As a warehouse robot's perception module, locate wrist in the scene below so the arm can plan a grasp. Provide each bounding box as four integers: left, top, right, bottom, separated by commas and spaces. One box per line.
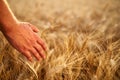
0, 18, 18, 34
0, 0, 18, 34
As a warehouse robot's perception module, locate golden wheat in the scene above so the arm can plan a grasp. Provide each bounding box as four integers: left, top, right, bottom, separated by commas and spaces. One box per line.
0, 0, 120, 80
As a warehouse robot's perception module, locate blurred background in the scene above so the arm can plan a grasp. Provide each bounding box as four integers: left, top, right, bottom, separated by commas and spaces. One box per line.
0, 0, 120, 80
7, 0, 120, 27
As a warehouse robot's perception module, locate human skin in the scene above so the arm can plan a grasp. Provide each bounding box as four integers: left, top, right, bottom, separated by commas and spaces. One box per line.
0, 0, 46, 62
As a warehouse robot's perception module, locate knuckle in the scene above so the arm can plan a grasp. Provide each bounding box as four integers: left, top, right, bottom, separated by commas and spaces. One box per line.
37, 46, 43, 53
27, 55, 32, 59
31, 48, 36, 53
38, 46, 42, 50
25, 45, 31, 50
20, 45, 27, 52
28, 57, 33, 61
38, 47, 43, 52
40, 40, 46, 46
29, 38, 35, 43
36, 53, 40, 58
22, 51, 32, 59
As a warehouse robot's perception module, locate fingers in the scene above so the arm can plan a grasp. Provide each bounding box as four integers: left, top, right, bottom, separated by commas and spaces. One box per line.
34, 33, 47, 51
20, 22, 46, 61
22, 46, 45, 62
28, 23, 39, 32
37, 38, 47, 51
34, 43, 46, 59
29, 47, 41, 61
28, 23, 47, 51
22, 51, 33, 62
23, 42, 46, 61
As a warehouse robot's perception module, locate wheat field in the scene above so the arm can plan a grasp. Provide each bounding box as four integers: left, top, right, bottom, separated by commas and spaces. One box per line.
0, 0, 120, 80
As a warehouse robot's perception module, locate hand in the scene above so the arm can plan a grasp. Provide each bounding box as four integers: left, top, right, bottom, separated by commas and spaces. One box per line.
3, 22, 46, 61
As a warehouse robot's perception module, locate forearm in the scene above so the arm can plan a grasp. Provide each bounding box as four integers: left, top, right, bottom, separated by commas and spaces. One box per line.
0, 0, 18, 32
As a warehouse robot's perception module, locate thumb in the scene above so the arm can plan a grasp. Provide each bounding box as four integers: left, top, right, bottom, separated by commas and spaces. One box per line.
29, 24, 39, 32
